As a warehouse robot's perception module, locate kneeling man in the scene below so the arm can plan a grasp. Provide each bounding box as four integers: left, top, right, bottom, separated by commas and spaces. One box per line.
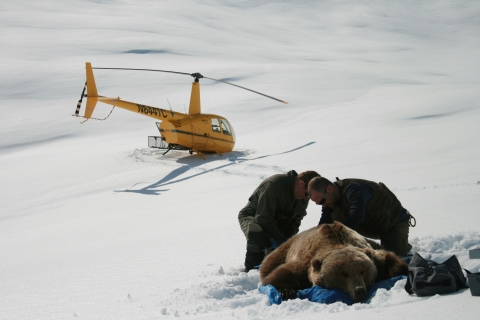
308, 177, 415, 256
239, 170, 320, 271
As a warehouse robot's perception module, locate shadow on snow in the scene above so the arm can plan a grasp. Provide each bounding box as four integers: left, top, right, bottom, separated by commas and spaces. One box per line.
115, 141, 316, 195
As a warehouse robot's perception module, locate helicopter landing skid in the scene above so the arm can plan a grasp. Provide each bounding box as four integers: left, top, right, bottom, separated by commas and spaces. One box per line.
148, 136, 195, 157
162, 147, 195, 157
194, 150, 206, 160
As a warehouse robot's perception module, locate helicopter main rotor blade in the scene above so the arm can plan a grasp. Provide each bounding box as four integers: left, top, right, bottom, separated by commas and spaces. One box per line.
203, 76, 288, 104
92, 67, 288, 104
92, 67, 191, 77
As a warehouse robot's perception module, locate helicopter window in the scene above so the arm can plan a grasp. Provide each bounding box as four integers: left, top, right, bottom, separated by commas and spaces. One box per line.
220, 119, 232, 136
211, 118, 221, 133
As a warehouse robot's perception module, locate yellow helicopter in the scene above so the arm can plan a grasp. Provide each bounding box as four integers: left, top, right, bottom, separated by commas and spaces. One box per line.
74, 62, 287, 159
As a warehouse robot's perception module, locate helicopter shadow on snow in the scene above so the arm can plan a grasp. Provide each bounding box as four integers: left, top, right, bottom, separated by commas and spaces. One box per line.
115, 141, 316, 195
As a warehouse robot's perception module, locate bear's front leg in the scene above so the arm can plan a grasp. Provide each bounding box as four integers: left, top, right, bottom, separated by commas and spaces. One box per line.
259, 240, 292, 280
260, 261, 311, 295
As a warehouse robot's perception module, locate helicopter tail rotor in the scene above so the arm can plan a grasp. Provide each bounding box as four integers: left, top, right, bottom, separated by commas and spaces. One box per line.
74, 82, 87, 117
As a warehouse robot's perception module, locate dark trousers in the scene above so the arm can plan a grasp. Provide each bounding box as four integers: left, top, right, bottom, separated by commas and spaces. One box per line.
331, 207, 414, 256
239, 217, 273, 253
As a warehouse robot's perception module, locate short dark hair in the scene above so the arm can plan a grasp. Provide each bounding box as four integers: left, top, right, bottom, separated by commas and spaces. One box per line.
308, 177, 332, 192
298, 171, 321, 186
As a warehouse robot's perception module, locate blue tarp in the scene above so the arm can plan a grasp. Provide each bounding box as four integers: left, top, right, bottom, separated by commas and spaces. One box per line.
258, 276, 406, 305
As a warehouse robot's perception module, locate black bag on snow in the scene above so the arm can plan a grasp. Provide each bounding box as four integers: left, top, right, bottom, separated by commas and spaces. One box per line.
405, 252, 468, 297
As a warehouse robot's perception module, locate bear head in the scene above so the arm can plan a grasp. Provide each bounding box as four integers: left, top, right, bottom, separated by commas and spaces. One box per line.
308, 245, 377, 302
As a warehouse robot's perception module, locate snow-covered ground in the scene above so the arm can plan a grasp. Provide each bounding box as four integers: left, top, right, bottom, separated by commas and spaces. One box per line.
1, 0, 480, 319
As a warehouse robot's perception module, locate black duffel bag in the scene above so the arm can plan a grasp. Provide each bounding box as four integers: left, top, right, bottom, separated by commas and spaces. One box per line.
405, 252, 468, 297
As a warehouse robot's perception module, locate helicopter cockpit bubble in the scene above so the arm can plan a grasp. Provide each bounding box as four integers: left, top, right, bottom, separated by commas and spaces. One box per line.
220, 119, 233, 137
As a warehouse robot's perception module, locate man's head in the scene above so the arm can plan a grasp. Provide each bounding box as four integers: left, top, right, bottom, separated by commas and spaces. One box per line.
308, 177, 337, 208
294, 171, 321, 200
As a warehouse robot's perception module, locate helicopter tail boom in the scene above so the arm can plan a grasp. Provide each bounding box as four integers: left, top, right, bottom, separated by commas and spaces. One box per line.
80, 62, 190, 121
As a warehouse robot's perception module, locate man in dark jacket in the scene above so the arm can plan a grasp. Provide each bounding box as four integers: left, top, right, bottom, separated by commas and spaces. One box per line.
307, 177, 416, 256
239, 170, 320, 271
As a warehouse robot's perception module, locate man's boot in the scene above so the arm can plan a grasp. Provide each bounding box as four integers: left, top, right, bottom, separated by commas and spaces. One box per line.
244, 250, 265, 272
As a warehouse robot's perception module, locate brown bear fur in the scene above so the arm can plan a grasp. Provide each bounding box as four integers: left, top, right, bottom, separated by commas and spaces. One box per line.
259, 221, 408, 302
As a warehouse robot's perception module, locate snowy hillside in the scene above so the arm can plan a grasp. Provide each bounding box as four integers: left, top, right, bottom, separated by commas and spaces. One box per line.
1, 1, 480, 319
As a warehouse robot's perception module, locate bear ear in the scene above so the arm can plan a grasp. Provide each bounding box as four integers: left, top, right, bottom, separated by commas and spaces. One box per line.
318, 223, 330, 234
320, 221, 342, 239
331, 221, 343, 234
331, 221, 349, 242
371, 250, 408, 282
311, 250, 333, 272
361, 247, 375, 260
311, 258, 322, 272
383, 251, 408, 278
333, 221, 351, 236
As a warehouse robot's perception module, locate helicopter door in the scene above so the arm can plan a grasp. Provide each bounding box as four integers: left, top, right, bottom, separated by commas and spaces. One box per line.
211, 118, 221, 134
207, 117, 223, 147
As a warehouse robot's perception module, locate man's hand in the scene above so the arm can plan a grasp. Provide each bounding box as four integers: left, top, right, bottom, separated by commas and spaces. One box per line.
270, 238, 279, 249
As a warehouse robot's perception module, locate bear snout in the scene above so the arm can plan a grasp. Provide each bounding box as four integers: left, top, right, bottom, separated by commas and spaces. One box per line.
354, 286, 367, 301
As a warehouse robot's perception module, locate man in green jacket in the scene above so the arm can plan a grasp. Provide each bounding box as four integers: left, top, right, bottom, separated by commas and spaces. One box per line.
239, 170, 320, 271
307, 177, 416, 256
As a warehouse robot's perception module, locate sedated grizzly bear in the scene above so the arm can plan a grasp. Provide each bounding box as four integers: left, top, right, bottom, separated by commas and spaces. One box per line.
259, 221, 408, 302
